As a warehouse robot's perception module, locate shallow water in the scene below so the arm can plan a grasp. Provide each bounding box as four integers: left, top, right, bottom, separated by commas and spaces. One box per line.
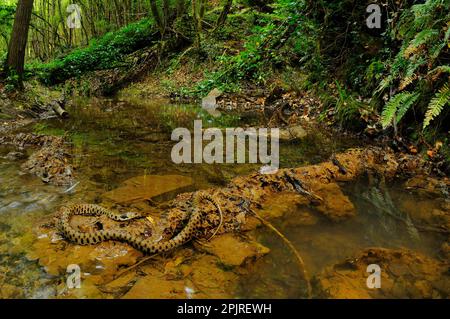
237, 179, 446, 298
0, 97, 446, 298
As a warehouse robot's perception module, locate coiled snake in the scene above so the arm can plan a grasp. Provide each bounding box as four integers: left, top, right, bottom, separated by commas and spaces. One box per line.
58, 193, 221, 254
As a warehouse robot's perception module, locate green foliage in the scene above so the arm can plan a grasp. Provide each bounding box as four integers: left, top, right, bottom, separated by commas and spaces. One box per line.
191, 0, 306, 95
381, 92, 420, 129
4, 69, 20, 92
335, 81, 365, 129
0, 4, 15, 52
31, 19, 155, 84
423, 83, 450, 129
378, 0, 449, 130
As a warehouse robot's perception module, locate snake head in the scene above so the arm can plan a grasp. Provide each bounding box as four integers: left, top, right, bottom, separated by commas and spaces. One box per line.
117, 212, 141, 221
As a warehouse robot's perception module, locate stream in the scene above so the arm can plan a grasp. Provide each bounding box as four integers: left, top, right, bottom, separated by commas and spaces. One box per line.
0, 97, 447, 298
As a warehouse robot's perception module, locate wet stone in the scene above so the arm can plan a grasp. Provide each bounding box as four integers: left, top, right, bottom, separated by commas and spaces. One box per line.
194, 233, 270, 267
313, 182, 356, 222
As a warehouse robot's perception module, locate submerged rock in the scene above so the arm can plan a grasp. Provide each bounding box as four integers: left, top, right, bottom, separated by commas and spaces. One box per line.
313, 182, 356, 222
4, 151, 26, 161
189, 255, 239, 298
20, 135, 75, 186
123, 273, 186, 299
123, 251, 241, 299
194, 233, 270, 267
103, 174, 193, 204
279, 125, 308, 141
313, 248, 449, 299
404, 175, 449, 197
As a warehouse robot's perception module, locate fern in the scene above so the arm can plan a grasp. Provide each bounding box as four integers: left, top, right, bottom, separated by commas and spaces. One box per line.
429, 25, 450, 60
381, 92, 420, 128
429, 65, 450, 75
396, 93, 420, 123
399, 56, 426, 89
404, 29, 439, 57
377, 0, 449, 130
423, 83, 450, 129
411, 0, 442, 28
428, 65, 450, 80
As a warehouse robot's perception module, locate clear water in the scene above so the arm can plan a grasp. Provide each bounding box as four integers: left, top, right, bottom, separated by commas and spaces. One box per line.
237, 179, 446, 298
0, 97, 446, 298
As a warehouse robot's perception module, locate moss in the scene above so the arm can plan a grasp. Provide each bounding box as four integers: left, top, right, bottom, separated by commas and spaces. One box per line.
33, 123, 65, 136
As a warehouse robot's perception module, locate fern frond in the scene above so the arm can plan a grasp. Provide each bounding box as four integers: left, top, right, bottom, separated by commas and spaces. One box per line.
404, 29, 439, 57
429, 24, 450, 60
396, 93, 420, 123
381, 92, 420, 128
429, 65, 450, 75
399, 76, 417, 90
428, 65, 450, 80
375, 76, 393, 95
399, 57, 426, 89
411, 29, 439, 47
411, 0, 441, 28
423, 83, 450, 129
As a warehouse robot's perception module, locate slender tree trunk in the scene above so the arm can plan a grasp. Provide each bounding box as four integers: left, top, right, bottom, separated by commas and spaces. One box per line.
149, 0, 164, 35
176, 0, 186, 18
162, 0, 170, 30
192, 0, 206, 49
6, 0, 34, 89
216, 0, 233, 30
192, 0, 200, 49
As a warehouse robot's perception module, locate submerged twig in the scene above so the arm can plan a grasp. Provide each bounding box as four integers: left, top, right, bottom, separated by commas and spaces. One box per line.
251, 210, 312, 298
104, 253, 160, 285
64, 181, 80, 193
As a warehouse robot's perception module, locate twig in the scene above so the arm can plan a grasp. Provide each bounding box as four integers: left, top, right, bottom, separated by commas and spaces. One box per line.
206, 195, 224, 241
104, 253, 160, 285
251, 210, 312, 298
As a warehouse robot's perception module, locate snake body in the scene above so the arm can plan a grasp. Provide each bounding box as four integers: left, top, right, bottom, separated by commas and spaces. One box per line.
58, 193, 218, 254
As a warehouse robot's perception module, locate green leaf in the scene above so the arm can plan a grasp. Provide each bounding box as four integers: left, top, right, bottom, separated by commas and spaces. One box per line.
381, 92, 420, 128
423, 83, 450, 129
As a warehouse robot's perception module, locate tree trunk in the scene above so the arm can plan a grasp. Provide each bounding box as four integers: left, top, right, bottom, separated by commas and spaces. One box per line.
176, 0, 185, 18
149, 0, 164, 35
6, 0, 34, 89
216, 0, 233, 30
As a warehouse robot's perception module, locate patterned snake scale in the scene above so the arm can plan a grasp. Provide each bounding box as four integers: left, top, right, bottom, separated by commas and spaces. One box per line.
58, 193, 219, 254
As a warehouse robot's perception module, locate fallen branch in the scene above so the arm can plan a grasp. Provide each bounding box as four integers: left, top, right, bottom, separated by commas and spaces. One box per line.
49, 100, 69, 118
